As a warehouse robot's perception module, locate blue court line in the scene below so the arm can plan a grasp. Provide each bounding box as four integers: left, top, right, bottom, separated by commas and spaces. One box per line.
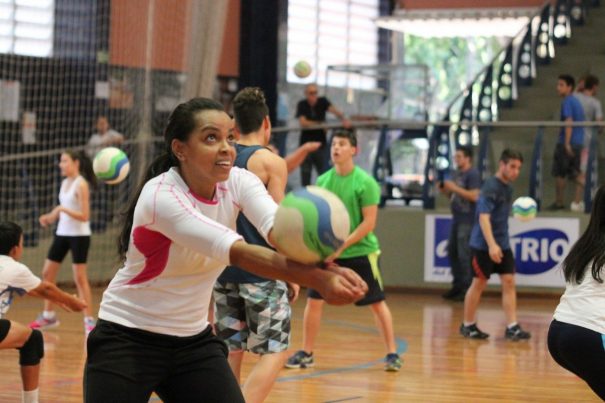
276, 319, 407, 383
323, 397, 363, 403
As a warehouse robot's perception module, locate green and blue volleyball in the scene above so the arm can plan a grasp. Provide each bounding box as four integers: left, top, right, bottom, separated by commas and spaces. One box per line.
93, 147, 130, 185
512, 196, 537, 222
293, 60, 312, 78
272, 186, 350, 264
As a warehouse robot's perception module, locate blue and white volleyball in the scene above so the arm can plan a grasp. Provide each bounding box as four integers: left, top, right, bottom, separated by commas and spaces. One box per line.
272, 186, 350, 264
93, 147, 130, 185
512, 196, 537, 222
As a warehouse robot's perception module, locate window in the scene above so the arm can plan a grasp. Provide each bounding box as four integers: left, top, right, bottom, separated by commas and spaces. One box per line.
0, 0, 54, 57
287, 0, 379, 88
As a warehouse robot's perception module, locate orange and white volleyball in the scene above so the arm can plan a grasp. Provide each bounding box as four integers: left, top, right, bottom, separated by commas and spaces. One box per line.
293, 60, 312, 78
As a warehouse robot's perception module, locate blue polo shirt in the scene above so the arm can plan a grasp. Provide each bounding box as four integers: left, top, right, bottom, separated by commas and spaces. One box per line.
558, 95, 585, 145
469, 176, 513, 251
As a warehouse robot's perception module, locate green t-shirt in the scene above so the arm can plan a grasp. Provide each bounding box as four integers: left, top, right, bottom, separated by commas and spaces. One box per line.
316, 166, 380, 258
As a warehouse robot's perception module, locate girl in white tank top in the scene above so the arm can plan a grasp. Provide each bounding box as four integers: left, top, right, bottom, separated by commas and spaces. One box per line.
56, 175, 91, 236
31, 150, 98, 335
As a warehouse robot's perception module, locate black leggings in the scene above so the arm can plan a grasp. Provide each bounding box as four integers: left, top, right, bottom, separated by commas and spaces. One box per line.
84, 320, 244, 403
547, 319, 605, 400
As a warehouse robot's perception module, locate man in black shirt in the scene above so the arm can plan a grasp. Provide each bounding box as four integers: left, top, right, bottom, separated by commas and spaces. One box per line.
296, 84, 350, 186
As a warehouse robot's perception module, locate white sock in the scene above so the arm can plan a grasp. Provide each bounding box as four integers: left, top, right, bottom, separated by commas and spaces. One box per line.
463, 322, 475, 327
42, 311, 55, 320
507, 322, 518, 329
22, 388, 39, 403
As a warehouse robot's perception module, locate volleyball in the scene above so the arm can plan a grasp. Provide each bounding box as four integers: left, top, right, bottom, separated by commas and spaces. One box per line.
293, 60, 312, 78
93, 147, 130, 185
272, 186, 350, 265
512, 196, 537, 222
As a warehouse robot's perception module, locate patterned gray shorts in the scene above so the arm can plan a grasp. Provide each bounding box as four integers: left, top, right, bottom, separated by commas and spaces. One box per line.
213, 280, 291, 354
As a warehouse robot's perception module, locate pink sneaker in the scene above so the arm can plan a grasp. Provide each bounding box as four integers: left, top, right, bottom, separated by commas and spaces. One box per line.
29, 314, 60, 330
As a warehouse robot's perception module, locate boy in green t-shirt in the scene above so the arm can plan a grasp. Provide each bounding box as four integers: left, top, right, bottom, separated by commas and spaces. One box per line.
285, 130, 402, 371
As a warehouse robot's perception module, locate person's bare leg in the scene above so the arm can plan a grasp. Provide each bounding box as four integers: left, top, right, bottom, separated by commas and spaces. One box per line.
500, 274, 517, 325
302, 298, 324, 354
463, 277, 487, 324
369, 301, 397, 353
0, 322, 40, 392
41, 259, 61, 312
242, 351, 287, 403
227, 350, 244, 383
574, 173, 585, 204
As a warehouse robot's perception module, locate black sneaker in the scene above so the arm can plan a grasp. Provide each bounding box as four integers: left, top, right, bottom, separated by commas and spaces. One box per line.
546, 202, 565, 211
459, 323, 490, 339
505, 324, 531, 341
384, 353, 402, 372
450, 291, 466, 302
285, 350, 314, 369
442, 288, 458, 299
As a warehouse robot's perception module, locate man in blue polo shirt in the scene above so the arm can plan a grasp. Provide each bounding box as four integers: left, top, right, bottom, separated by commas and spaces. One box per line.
460, 149, 531, 341
549, 74, 586, 211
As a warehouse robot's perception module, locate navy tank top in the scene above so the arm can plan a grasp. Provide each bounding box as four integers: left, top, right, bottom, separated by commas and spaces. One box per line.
218, 144, 272, 283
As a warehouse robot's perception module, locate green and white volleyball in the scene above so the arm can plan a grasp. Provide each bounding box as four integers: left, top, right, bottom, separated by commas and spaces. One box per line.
272, 186, 350, 265
293, 60, 312, 78
93, 147, 130, 185
512, 196, 537, 222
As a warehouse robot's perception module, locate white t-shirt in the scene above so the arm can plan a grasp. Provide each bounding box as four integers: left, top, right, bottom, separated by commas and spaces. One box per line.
0, 255, 41, 319
99, 167, 277, 336
56, 176, 91, 236
553, 268, 605, 335
86, 129, 124, 158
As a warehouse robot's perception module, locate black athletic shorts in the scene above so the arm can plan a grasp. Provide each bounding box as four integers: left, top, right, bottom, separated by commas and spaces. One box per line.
0, 319, 10, 342
471, 248, 515, 280
307, 252, 385, 306
47, 235, 90, 264
84, 320, 244, 403
552, 143, 583, 179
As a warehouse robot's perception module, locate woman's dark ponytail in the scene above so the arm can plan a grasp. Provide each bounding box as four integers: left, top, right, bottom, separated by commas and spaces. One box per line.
117, 152, 177, 260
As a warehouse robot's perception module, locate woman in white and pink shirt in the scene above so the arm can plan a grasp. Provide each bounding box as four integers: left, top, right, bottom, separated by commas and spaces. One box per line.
84, 97, 367, 403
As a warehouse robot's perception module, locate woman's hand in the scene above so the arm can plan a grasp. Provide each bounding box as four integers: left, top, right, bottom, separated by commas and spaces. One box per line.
315, 264, 367, 305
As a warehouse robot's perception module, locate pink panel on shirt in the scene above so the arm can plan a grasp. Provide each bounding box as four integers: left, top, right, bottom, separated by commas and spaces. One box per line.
127, 226, 171, 285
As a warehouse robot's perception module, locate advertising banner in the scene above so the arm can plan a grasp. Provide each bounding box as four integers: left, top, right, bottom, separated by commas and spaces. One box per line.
424, 215, 579, 287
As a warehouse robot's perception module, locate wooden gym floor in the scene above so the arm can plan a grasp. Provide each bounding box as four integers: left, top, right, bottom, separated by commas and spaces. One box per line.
0, 288, 599, 402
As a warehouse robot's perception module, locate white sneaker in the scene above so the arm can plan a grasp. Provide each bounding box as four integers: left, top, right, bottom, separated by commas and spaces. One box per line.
570, 201, 585, 212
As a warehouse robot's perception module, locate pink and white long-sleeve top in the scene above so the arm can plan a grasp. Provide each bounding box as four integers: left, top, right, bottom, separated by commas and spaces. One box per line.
99, 167, 276, 336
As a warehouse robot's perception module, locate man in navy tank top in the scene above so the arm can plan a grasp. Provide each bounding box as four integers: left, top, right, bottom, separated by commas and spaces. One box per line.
213, 87, 297, 403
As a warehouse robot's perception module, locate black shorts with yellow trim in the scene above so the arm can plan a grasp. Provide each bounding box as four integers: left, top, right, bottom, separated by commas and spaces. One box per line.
307, 251, 385, 306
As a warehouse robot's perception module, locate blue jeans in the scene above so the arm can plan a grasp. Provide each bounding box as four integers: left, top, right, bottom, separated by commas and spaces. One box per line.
447, 220, 473, 292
